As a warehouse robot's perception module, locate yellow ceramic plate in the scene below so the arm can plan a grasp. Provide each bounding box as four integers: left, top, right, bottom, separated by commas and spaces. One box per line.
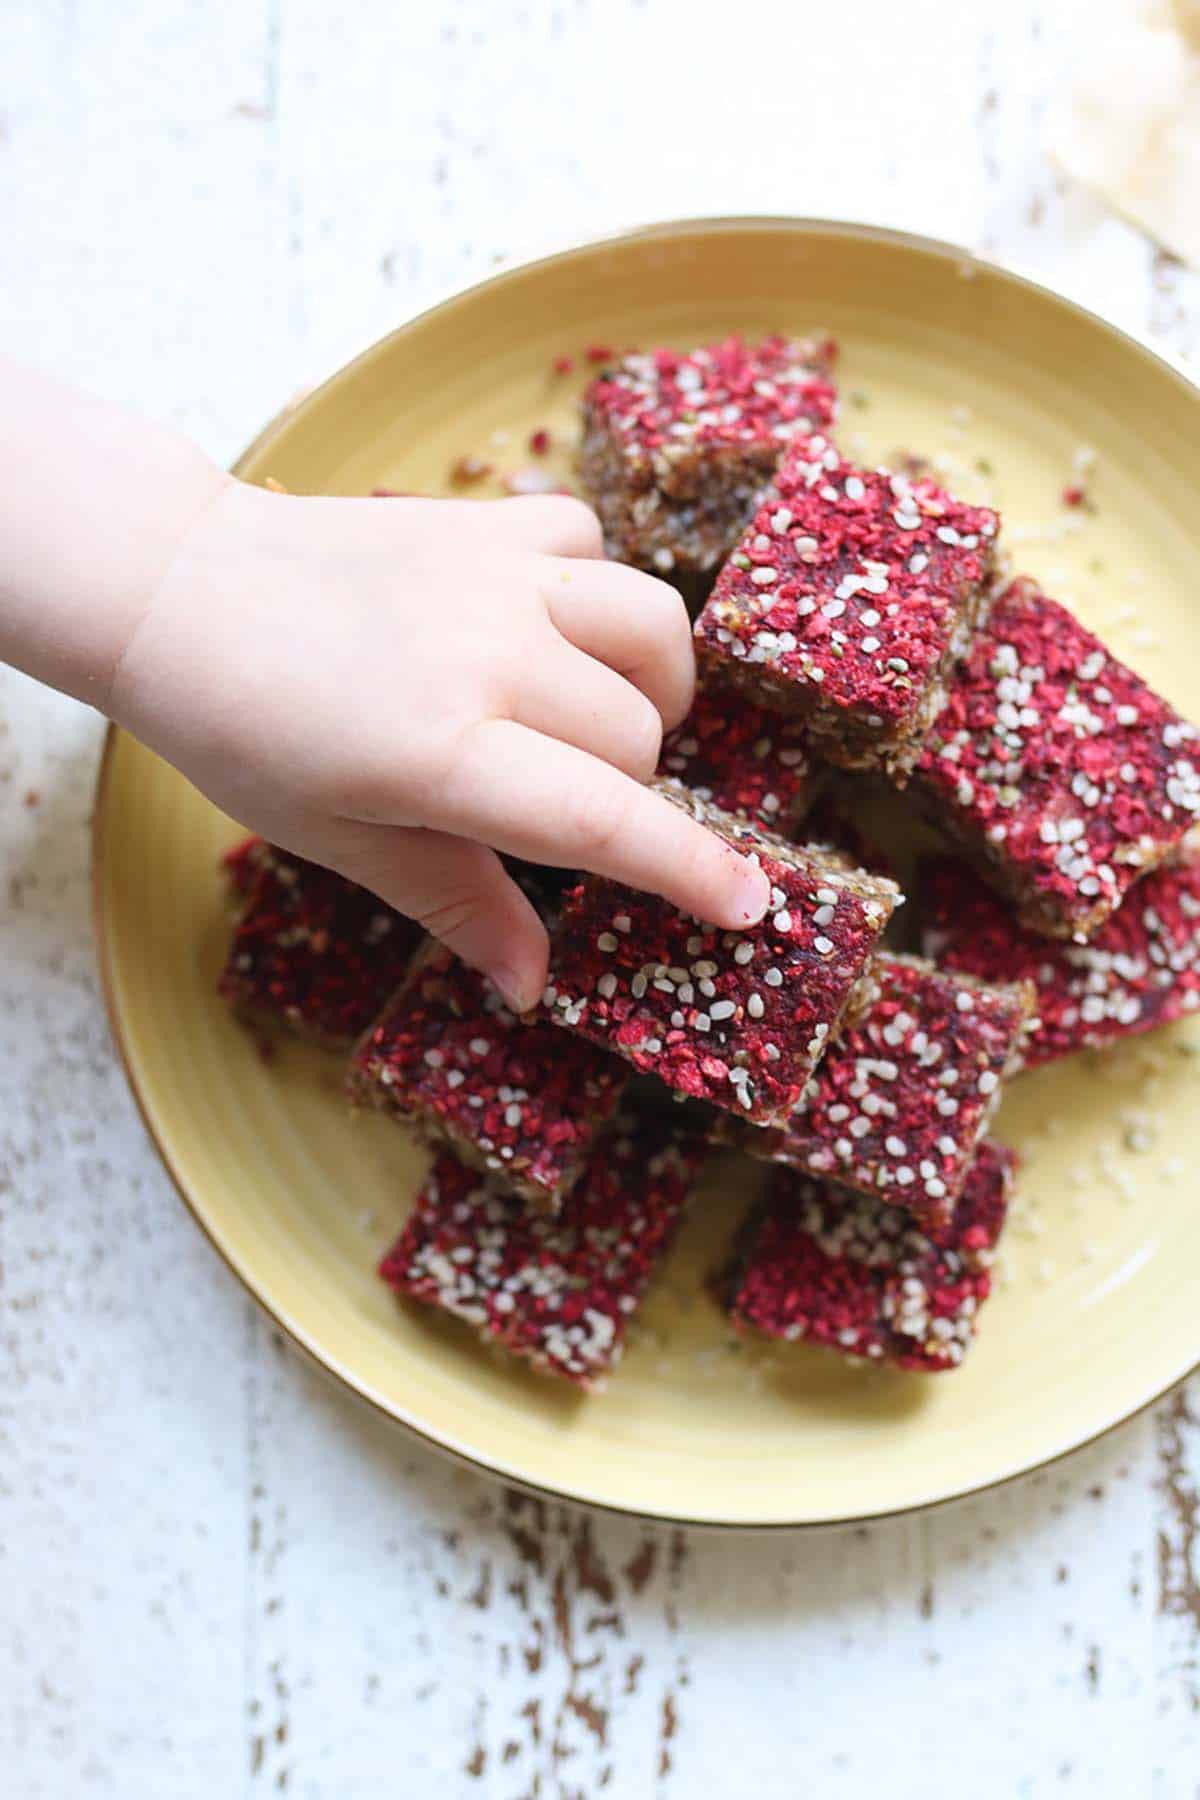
94, 219, 1200, 1526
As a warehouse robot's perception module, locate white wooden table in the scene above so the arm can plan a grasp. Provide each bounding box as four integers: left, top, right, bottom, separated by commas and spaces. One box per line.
4, 3, 1200, 1794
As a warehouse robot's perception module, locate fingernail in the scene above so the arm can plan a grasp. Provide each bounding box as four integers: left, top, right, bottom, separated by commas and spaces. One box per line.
732, 857, 771, 926
490, 966, 539, 1015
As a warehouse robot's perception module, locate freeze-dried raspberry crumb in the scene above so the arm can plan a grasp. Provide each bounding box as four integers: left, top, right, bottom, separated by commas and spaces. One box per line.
222, 833, 267, 898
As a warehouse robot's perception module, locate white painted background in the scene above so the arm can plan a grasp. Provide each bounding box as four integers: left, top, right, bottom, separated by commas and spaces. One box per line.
4, 2, 1200, 1795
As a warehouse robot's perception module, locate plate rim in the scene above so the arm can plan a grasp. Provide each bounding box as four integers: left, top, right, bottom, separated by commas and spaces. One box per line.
91, 213, 1200, 1529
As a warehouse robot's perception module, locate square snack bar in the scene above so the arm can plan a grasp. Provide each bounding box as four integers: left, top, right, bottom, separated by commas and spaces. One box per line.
218, 839, 423, 1047
379, 1110, 708, 1387
921, 851, 1200, 1068
727, 951, 1033, 1226
694, 435, 998, 779
915, 576, 1200, 939
544, 781, 900, 1125
657, 684, 816, 834
729, 1139, 1015, 1373
580, 334, 837, 576
348, 946, 628, 1210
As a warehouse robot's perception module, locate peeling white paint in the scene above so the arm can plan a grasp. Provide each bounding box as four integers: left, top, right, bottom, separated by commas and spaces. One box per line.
3, 0, 1200, 1795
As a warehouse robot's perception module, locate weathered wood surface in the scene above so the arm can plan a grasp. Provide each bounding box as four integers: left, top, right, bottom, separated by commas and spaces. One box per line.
3, 1, 1199, 1793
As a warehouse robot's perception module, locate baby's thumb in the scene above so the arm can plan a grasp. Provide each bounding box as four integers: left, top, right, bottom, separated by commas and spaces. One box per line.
335, 823, 549, 1014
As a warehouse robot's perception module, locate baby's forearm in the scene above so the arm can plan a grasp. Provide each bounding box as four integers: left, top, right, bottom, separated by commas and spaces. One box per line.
0, 356, 227, 710
1, 358, 767, 1003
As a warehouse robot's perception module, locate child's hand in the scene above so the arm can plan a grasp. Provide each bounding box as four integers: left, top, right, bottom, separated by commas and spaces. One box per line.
106, 481, 771, 1010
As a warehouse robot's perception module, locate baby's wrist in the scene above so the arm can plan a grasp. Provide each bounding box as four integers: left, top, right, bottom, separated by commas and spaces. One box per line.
103, 473, 276, 760
98, 452, 235, 723
0, 357, 230, 714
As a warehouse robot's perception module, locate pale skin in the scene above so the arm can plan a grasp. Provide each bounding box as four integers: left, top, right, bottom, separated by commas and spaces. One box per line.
0, 358, 770, 1011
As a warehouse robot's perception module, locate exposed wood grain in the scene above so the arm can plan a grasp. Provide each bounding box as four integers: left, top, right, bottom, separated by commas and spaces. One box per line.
5, 0, 1200, 1795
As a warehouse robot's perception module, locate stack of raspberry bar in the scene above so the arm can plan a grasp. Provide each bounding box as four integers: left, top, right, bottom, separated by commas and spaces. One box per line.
911, 577, 1200, 941
908, 575, 1200, 1067
212, 331, 1200, 1392
576, 334, 1198, 1376
218, 837, 709, 1388
721, 951, 1034, 1228
729, 1141, 1017, 1372
361, 760, 903, 1383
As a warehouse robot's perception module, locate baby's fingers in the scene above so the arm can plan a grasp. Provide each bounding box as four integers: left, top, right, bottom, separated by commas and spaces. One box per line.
510, 638, 664, 782
332, 821, 549, 1012
479, 494, 604, 559
442, 721, 771, 930
543, 558, 694, 731
368, 492, 603, 557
